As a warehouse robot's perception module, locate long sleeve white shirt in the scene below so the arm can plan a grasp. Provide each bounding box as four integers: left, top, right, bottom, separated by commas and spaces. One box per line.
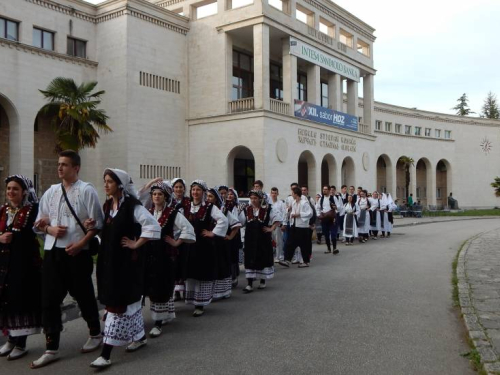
190, 203, 228, 238
289, 196, 313, 228
36, 180, 104, 250
109, 197, 161, 240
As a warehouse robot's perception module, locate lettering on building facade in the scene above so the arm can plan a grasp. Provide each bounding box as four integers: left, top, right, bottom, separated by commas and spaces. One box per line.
298, 128, 357, 152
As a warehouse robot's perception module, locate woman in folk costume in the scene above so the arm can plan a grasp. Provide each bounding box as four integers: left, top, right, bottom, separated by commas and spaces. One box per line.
185, 180, 228, 317
240, 190, 281, 293
137, 179, 195, 338
171, 178, 191, 300
0, 175, 41, 361
89, 169, 161, 369
225, 188, 243, 287
342, 194, 360, 245
368, 191, 383, 239
206, 187, 238, 300
357, 190, 371, 243
382, 193, 395, 238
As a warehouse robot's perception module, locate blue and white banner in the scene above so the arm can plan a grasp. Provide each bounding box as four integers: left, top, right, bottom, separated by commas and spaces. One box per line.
294, 100, 358, 131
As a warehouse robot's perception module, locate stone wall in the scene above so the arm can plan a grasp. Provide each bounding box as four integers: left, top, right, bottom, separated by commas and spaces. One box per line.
0, 105, 9, 200
34, 116, 59, 196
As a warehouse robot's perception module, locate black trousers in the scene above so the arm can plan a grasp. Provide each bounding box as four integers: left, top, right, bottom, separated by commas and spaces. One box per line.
42, 247, 100, 335
284, 227, 311, 264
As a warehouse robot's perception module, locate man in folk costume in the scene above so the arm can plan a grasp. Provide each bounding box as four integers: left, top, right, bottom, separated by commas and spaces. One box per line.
0, 175, 41, 361
269, 187, 285, 262
279, 187, 313, 268
316, 185, 339, 255
90, 168, 161, 368
385, 193, 397, 237
240, 190, 281, 292
32, 150, 103, 369
184, 180, 228, 317
300, 185, 317, 263
137, 179, 195, 338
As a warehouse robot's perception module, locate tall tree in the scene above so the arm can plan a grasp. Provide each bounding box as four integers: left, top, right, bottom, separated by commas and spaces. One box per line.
39, 77, 112, 152
492, 177, 500, 197
398, 156, 414, 203
452, 93, 475, 116
481, 92, 500, 119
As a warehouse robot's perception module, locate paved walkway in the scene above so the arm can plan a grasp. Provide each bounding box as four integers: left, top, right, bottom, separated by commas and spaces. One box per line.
458, 228, 500, 374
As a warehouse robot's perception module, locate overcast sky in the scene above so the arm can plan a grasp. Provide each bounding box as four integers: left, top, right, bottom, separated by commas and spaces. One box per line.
84, 0, 499, 116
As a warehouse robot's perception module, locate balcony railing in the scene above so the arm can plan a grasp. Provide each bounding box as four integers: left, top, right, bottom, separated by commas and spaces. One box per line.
229, 97, 254, 113
358, 122, 370, 134
269, 98, 290, 115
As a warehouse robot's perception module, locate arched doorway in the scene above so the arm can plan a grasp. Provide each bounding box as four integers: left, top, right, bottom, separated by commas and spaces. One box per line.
341, 156, 355, 187
396, 156, 409, 202
436, 159, 451, 208
321, 154, 336, 188
34, 114, 59, 195
416, 158, 430, 207
376, 154, 392, 194
0, 94, 18, 200
227, 146, 255, 197
298, 150, 317, 193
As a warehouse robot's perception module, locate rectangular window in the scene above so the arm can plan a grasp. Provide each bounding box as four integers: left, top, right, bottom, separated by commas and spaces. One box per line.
295, 5, 313, 26
270, 63, 283, 100
405, 125, 411, 135
435, 129, 441, 138
297, 72, 307, 101
67, 37, 87, 58
269, 0, 283, 11
0, 17, 19, 41
436, 188, 442, 199
33, 27, 54, 51
356, 38, 370, 57
321, 82, 328, 108
444, 130, 451, 139
425, 128, 431, 137
339, 28, 353, 48
395, 123, 402, 133
228, 0, 253, 9
414, 126, 421, 136
385, 122, 392, 132
232, 50, 253, 100
375, 120, 382, 131
195, 1, 217, 19
319, 17, 334, 38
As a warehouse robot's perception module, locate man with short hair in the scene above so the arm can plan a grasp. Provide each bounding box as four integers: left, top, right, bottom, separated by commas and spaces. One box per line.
253, 180, 270, 204
269, 187, 285, 262
349, 185, 357, 204
32, 150, 104, 369
316, 185, 340, 254
301, 185, 316, 262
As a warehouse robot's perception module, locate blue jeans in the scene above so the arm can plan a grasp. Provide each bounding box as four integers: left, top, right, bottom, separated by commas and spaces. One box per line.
321, 220, 338, 249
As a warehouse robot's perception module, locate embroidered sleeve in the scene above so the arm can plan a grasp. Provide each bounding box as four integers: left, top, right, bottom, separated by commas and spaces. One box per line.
210, 205, 229, 237
82, 184, 104, 230
133, 205, 161, 239
173, 214, 196, 243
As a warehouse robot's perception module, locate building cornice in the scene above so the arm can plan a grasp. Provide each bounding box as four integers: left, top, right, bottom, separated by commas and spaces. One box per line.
374, 104, 500, 127
0, 38, 98, 68
301, 0, 376, 42
25, 0, 189, 35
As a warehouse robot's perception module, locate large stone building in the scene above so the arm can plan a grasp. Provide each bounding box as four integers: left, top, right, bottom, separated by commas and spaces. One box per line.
0, 0, 499, 208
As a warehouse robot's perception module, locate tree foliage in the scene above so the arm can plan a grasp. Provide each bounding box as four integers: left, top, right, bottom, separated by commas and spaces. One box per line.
492, 177, 500, 197
38, 77, 112, 152
398, 156, 414, 202
481, 92, 500, 119
452, 93, 475, 116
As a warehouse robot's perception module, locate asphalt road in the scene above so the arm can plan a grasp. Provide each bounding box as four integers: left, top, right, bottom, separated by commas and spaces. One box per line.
4, 219, 500, 375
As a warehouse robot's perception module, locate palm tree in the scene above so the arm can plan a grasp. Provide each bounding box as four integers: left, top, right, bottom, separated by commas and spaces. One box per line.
398, 156, 414, 202
492, 177, 500, 197
38, 77, 112, 152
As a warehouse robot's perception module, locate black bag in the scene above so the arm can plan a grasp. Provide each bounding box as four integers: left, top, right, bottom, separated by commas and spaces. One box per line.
61, 185, 99, 256
307, 196, 317, 226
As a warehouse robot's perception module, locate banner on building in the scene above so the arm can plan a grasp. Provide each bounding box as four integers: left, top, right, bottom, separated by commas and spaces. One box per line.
289, 37, 360, 82
294, 100, 358, 131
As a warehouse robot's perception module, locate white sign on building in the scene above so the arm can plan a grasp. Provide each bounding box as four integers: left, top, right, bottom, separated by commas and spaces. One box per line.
289, 37, 360, 82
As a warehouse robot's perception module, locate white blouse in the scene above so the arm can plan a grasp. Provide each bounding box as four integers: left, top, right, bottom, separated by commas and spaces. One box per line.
109, 196, 161, 240
190, 202, 228, 238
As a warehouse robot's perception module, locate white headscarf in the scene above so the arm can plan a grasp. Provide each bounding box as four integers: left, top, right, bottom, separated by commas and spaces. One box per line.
5, 174, 38, 205
104, 168, 138, 199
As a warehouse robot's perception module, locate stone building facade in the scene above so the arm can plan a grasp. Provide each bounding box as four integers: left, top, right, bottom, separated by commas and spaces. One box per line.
0, 0, 499, 208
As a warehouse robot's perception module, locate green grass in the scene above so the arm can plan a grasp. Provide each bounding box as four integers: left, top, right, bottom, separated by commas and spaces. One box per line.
451, 240, 465, 307
423, 209, 500, 217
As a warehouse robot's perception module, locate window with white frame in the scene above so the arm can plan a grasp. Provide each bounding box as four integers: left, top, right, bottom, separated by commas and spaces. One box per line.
414, 126, 421, 136
385, 122, 392, 132
0, 17, 19, 41
375, 120, 382, 130
395, 123, 402, 133
425, 128, 431, 137
435, 129, 441, 138
405, 125, 411, 135
444, 130, 451, 139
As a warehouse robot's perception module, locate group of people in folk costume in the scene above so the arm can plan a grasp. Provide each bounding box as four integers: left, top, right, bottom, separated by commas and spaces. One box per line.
0, 150, 294, 370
